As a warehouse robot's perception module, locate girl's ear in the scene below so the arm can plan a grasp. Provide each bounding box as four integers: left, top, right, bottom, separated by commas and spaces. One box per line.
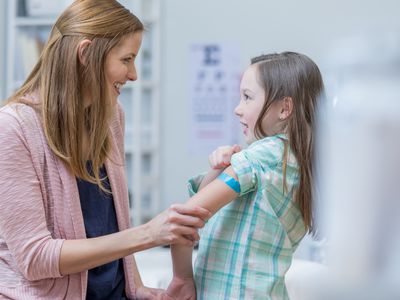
279, 97, 293, 120
77, 39, 92, 66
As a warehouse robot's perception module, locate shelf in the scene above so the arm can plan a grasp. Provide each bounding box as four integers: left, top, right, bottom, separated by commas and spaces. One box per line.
13, 81, 24, 90
125, 144, 157, 154
142, 17, 158, 26
15, 17, 55, 26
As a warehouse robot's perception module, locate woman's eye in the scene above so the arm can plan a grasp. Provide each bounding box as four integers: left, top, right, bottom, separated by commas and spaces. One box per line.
243, 94, 250, 101
123, 57, 132, 64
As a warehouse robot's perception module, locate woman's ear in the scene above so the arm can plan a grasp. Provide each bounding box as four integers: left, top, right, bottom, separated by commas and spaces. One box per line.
77, 39, 92, 65
279, 97, 293, 120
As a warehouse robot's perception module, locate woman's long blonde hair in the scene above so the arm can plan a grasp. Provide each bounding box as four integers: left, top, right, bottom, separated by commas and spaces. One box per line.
8, 0, 143, 190
251, 52, 325, 235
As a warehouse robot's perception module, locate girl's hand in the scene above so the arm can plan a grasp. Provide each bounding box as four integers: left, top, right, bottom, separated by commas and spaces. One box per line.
209, 144, 241, 170
134, 286, 165, 300
145, 204, 211, 247
164, 277, 196, 300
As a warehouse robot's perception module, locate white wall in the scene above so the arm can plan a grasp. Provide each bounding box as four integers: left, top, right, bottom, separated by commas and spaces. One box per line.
159, 0, 400, 208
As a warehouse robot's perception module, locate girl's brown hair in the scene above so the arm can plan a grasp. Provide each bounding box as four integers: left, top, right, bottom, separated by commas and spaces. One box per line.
8, 0, 143, 190
251, 52, 324, 234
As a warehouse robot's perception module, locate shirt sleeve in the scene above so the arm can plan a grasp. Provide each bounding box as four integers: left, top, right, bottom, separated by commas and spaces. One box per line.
230, 150, 258, 196
0, 110, 64, 281
187, 173, 206, 197
230, 137, 283, 197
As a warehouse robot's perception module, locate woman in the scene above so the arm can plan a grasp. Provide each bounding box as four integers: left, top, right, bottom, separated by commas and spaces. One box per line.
0, 0, 209, 299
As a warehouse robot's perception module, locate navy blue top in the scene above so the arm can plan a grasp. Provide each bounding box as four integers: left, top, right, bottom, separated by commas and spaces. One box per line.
77, 162, 126, 300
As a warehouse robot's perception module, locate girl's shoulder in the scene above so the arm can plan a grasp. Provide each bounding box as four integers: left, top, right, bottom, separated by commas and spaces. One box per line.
241, 134, 287, 165
249, 133, 287, 151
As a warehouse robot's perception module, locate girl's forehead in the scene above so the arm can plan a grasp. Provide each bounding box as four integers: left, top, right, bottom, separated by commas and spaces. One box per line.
243, 64, 259, 80
240, 65, 261, 89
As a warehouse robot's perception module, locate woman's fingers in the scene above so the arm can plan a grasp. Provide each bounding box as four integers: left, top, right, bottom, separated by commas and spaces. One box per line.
146, 204, 209, 246
174, 235, 196, 247
168, 210, 207, 228
135, 286, 166, 300
170, 204, 211, 221
165, 229, 197, 247
173, 225, 200, 242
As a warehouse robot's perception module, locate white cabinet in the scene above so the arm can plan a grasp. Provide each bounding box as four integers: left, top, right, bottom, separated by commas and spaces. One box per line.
4, 0, 161, 226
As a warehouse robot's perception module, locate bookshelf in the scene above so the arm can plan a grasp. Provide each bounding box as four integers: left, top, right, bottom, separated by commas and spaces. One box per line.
5, 0, 161, 226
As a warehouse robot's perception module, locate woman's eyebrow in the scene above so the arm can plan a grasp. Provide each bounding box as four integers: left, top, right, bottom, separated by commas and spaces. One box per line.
125, 52, 136, 57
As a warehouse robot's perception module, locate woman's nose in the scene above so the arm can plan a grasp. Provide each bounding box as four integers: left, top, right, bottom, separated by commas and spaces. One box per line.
127, 65, 137, 81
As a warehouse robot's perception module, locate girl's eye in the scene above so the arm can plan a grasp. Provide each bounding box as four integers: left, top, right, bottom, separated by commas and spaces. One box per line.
243, 93, 251, 101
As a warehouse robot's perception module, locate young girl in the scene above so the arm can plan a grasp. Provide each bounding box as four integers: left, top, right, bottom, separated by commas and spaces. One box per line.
165, 52, 325, 299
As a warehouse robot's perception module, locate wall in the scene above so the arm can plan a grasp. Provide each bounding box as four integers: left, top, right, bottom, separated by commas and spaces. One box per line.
159, 0, 400, 208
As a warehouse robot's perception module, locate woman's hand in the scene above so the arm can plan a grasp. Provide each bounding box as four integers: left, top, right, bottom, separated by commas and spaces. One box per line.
144, 204, 211, 247
134, 286, 165, 300
164, 277, 196, 300
209, 144, 241, 170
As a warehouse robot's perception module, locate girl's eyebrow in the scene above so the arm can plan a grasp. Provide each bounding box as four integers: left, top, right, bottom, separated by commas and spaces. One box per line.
241, 88, 255, 95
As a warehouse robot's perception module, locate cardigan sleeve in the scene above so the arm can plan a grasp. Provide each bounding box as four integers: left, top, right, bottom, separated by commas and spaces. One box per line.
0, 110, 64, 281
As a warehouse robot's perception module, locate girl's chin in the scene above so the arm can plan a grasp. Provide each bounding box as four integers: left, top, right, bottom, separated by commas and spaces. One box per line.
244, 136, 252, 145
244, 134, 257, 144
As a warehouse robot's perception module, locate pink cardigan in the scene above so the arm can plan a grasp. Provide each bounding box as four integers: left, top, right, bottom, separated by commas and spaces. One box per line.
0, 99, 136, 299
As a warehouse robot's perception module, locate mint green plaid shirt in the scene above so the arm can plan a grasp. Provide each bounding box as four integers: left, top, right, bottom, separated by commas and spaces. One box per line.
189, 134, 307, 300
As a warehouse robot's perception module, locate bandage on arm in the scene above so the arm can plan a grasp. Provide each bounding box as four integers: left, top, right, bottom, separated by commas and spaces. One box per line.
217, 172, 241, 193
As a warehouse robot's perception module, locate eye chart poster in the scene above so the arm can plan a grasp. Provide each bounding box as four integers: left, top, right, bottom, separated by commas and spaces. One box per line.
189, 43, 242, 154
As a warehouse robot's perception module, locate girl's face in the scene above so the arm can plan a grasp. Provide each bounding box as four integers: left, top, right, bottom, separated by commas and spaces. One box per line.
235, 65, 283, 144
104, 32, 143, 104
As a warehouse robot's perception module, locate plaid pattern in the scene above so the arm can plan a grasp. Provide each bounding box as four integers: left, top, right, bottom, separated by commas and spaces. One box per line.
188, 134, 306, 300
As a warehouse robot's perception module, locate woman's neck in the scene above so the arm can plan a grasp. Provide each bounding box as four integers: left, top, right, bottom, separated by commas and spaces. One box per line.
82, 128, 91, 161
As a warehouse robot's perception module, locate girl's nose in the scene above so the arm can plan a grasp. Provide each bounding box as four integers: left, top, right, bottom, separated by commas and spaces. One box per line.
234, 103, 242, 116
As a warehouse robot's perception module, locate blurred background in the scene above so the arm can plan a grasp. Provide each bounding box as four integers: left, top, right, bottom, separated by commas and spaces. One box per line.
1, 1, 399, 299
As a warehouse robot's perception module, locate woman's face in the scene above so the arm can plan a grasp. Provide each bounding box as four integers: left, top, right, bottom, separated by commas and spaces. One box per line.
104, 31, 143, 104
